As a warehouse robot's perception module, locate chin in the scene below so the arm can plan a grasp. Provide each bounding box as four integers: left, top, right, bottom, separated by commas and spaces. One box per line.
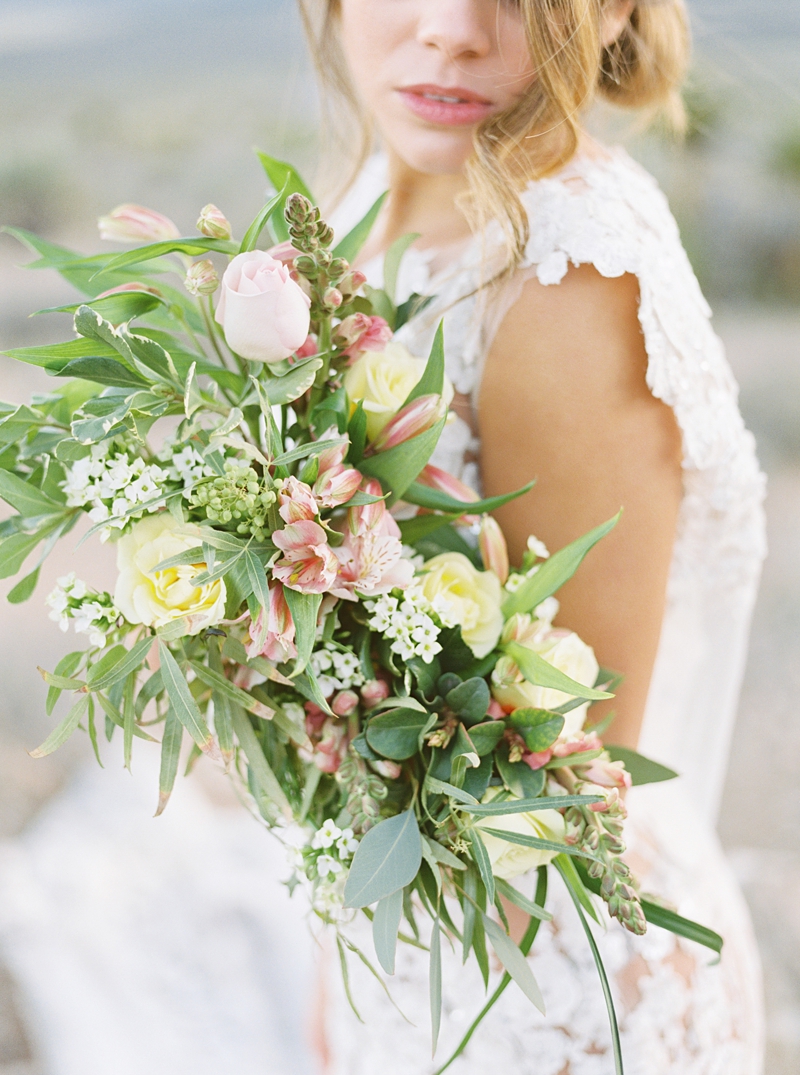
382, 124, 475, 177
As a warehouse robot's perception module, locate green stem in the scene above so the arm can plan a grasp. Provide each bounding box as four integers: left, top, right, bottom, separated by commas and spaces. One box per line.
309, 317, 332, 412
433, 867, 549, 1075
200, 295, 233, 370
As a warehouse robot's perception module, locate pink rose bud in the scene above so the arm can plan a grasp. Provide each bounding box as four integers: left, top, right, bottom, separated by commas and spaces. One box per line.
479, 515, 510, 584
215, 251, 311, 365
332, 690, 359, 717
371, 394, 444, 452
184, 259, 219, 297
98, 204, 180, 243
361, 679, 390, 707
196, 203, 232, 240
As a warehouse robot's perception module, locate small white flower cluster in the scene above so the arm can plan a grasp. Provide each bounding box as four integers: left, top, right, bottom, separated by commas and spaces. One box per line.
366, 582, 443, 664
62, 440, 167, 536
46, 573, 120, 647
311, 819, 359, 880
505, 534, 552, 594
310, 644, 364, 698
157, 442, 218, 490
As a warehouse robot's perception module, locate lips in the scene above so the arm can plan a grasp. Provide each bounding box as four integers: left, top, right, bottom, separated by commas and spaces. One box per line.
397, 84, 494, 127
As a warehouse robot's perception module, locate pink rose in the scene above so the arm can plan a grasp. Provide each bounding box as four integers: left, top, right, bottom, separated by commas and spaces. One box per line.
272, 520, 339, 594
215, 251, 311, 365
246, 582, 297, 664
98, 204, 180, 244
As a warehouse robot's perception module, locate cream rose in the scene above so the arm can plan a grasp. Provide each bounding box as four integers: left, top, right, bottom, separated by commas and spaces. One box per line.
215, 251, 311, 365
114, 514, 226, 636
492, 622, 599, 735
344, 342, 454, 442
419, 552, 503, 659
475, 789, 566, 880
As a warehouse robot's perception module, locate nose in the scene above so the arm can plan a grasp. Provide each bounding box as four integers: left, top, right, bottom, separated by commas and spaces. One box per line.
416, 0, 493, 61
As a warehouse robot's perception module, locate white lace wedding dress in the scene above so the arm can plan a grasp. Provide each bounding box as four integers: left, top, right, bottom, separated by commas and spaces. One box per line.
0, 147, 766, 1075
322, 147, 768, 1075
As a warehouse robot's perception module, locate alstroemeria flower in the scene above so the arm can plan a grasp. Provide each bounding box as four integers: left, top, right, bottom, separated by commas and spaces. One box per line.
246, 581, 297, 664
335, 313, 392, 357
98, 204, 180, 243
272, 520, 339, 594
370, 394, 445, 453
331, 479, 414, 600
278, 476, 319, 524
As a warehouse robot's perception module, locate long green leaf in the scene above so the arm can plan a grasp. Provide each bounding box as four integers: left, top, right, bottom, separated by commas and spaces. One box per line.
87, 636, 153, 691
0, 470, 63, 518
344, 810, 423, 908
558, 860, 623, 1075
336, 935, 364, 1023
403, 480, 536, 517
30, 695, 89, 758
503, 514, 621, 618
239, 185, 288, 254
478, 827, 603, 864
482, 914, 545, 1014
424, 776, 479, 806
188, 660, 275, 720
373, 887, 404, 975
605, 746, 678, 785
96, 237, 239, 278
641, 899, 723, 956
58, 356, 150, 389
333, 192, 387, 263
256, 152, 314, 243
430, 917, 443, 1056
554, 853, 601, 925
494, 878, 553, 922
359, 417, 446, 502
402, 321, 445, 408
45, 651, 84, 716
383, 232, 420, 304
244, 549, 272, 612
157, 641, 218, 759
231, 707, 291, 818
468, 830, 495, 907
283, 588, 322, 677
505, 641, 613, 702
462, 794, 602, 817
156, 705, 184, 816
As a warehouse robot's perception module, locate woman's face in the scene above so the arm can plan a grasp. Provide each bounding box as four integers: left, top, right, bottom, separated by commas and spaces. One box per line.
338, 0, 536, 176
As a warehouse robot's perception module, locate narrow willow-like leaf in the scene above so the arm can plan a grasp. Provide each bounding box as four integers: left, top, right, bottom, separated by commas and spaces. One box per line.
502, 513, 621, 618
554, 854, 601, 925
461, 867, 478, 964
558, 860, 624, 1075
478, 826, 603, 865
430, 917, 443, 1056
87, 636, 153, 692
468, 830, 495, 907
157, 641, 219, 759
373, 887, 404, 975
461, 794, 602, 817
336, 935, 364, 1023
239, 184, 287, 253
45, 650, 84, 716
333, 192, 387, 263
123, 673, 136, 771
424, 776, 479, 806
87, 696, 102, 767
156, 705, 183, 816
231, 707, 291, 818
95, 692, 158, 744
434, 869, 549, 1075
30, 695, 89, 758
188, 660, 274, 720
494, 878, 553, 923
244, 549, 272, 612
403, 479, 536, 517
482, 915, 546, 1014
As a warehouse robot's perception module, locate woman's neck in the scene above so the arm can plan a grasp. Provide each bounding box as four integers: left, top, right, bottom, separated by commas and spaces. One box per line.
356, 148, 473, 269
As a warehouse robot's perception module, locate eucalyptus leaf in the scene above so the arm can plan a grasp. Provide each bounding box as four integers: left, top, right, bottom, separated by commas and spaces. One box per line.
366, 707, 431, 760
445, 678, 490, 725
343, 810, 422, 908
507, 708, 565, 753
373, 887, 404, 975
482, 915, 545, 1014
464, 721, 506, 756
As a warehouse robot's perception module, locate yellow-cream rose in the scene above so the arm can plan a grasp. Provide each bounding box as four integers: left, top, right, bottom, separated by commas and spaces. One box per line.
344, 342, 454, 442
419, 552, 503, 658
114, 514, 226, 636
492, 620, 599, 735
475, 789, 566, 880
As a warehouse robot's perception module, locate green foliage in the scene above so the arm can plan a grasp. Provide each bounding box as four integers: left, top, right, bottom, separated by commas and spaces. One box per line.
344, 810, 422, 908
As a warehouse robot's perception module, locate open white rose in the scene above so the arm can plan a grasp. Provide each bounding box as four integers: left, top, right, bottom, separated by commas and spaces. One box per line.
492, 621, 599, 735
215, 251, 311, 364
418, 552, 503, 658
344, 342, 454, 442
475, 789, 566, 880
114, 514, 226, 636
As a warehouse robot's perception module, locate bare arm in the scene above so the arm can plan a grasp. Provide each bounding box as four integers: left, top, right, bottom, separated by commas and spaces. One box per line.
478, 265, 683, 749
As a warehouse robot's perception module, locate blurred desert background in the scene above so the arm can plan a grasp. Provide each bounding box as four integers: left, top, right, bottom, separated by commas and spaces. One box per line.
0, 0, 799, 1072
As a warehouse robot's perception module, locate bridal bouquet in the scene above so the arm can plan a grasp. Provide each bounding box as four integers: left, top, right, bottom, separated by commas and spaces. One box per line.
1, 154, 721, 1072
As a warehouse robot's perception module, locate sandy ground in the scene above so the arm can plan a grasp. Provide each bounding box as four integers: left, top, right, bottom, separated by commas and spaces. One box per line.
0, 252, 797, 1072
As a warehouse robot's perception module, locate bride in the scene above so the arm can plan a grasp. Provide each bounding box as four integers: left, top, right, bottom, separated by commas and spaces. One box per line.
299, 0, 767, 1072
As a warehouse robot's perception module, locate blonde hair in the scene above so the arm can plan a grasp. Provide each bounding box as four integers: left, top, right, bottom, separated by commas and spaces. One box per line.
298, 0, 690, 266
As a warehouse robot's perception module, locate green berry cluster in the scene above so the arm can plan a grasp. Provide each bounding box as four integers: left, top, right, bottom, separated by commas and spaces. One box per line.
189, 462, 276, 540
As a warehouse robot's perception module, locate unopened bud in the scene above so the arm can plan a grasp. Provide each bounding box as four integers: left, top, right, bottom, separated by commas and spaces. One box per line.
332, 690, 359, 717
371, 394, 444, 451
184, 259, 219, 296
197, 203, 232, 240
329, 257, 349, 279
479, 515, 510, 584
98, 203, 180, 244
323, 287, 343, 310
361, 679, 390, 707
285, 193, 313, 223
